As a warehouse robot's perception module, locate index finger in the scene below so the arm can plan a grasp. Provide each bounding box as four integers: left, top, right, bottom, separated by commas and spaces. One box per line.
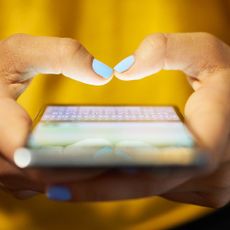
46, 169, 196, 202
0, 34, 113, 98
114, 33, 230, 83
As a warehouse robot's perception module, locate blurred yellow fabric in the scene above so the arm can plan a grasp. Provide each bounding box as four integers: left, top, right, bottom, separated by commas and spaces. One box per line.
0, 0, 229, 229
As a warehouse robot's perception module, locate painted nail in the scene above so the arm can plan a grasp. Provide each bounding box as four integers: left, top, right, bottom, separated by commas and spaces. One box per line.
47, 186, 72, 201
92, 58, 113, 79
114, 55, 135, 73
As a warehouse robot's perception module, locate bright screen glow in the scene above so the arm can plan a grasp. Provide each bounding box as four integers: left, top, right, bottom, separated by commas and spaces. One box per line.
27, 106, 197, 166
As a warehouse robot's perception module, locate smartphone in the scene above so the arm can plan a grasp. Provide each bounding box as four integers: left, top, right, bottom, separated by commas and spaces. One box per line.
14, 105, 208, 168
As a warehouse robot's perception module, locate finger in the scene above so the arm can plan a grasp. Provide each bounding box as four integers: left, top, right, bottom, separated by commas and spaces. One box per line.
0, 97, 44, 192
161, 189, 230, 208
0, 153, 44, 192
114, 33, 230, 163
12, 190, 40, 200
0, 178, 41, 200
161, 191, 212, 207
184, 69, 230, 162
0, 93, 107, 185
0, 34, 113, 98
114, 33, 230, 84
0, 182, 41, 200
166, 160, 230, 195
28, 168, 106, 185
0, 98, 105, 185
46, 169, 195, 202
0, 98, 32, 159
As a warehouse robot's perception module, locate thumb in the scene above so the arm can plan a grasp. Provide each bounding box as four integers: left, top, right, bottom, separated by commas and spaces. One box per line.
0, 97, 31, 160
184, 70, 230, 158
114, 32, 230, 164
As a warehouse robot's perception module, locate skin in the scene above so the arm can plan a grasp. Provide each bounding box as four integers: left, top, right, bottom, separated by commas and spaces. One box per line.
0, 33, 229, 208
0, 34, 112, 198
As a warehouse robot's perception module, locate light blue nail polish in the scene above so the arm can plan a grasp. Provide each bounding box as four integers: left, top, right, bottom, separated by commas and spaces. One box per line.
47, 186, 72, 201
114, 55, 135, 73
92, 58, 113, 79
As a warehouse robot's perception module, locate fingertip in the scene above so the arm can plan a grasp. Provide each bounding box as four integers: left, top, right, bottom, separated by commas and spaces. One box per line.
114, 67, 142, 81
113, 55, 135, 81
66, 57, 113, 86
114, 55, 135, 73
114, 71, 129, 81
92, 58, 113, 79
114, 54, 154, 81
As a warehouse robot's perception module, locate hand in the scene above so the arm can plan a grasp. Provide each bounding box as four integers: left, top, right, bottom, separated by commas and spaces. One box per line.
61, 33, 230, 208
0, 34, 113, 199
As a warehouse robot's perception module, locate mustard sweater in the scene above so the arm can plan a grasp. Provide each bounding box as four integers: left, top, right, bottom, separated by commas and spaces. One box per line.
0, 0, 229, 229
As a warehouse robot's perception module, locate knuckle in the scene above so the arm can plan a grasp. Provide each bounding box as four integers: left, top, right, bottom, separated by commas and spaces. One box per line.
198, 32, 223, 54
198, 32, 217, 42
193, 32, 230, 72
143, 33, 166, 48
58, 38, 90, 69
197, 32, 223, 55
59, 38, 84, 58
0, 34, 30, 78
4, 33, 29, 43
1, 33, 29, 52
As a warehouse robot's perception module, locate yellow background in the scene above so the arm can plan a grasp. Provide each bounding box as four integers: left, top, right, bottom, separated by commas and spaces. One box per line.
0, 0, 229, 229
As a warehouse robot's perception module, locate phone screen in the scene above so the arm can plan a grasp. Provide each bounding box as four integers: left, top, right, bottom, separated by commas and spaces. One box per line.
14, 105, 207, 168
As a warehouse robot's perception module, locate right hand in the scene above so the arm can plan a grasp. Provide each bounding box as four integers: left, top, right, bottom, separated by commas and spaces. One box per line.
0, 34, 113, 199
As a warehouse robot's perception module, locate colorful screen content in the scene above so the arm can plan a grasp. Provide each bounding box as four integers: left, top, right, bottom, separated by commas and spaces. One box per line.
28, 106, 197, 166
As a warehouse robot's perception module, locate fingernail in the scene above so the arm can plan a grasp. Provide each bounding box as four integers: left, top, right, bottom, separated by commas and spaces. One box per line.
47, 186, 72, 201
14, 190, 39, 199
92, 58, 113, 79
114, 55, 135, 73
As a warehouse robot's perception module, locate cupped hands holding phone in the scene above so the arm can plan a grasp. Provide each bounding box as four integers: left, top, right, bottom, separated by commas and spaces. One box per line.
0, 33, 229, 208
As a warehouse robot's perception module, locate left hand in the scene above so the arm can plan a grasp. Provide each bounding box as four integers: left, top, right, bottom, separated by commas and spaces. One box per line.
0, 34, 112, 199
56, 33, 230, 208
